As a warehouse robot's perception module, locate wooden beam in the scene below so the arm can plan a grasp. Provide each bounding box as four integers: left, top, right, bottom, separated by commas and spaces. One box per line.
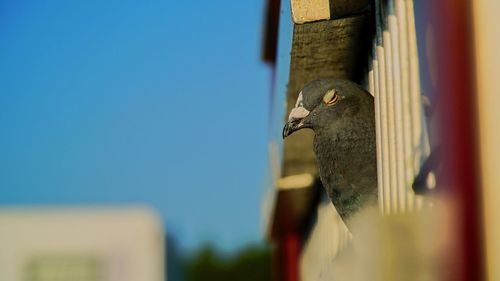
291, 0, 330, 24
291, 0, 370, 24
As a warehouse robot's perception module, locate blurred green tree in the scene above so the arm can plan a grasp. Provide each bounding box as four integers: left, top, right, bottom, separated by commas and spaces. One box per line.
183, 243, 272, 281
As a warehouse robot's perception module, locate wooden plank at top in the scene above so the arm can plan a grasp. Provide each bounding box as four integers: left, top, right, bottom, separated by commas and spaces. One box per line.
291, 0, 370, 24
291, 0, 330, 24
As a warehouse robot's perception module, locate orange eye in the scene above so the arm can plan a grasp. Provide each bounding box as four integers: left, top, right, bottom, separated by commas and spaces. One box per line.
323, 89, 338, 105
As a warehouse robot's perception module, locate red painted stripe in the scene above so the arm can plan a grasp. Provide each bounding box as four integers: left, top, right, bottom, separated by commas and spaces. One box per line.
275, 232, 300, 281
416, 1, 484, 280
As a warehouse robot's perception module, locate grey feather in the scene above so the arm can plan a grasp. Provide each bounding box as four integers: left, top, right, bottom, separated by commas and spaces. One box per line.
283, 77, 377, 220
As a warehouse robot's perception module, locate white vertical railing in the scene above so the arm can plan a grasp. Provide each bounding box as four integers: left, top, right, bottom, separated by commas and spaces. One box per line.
368, 0, 429, 215
383, 29, 400, 213
375, 46, 392, 214
369, 66, 386, 214
395, 0, 416, 211
389, 13, 407, 213
406, 0, 429, 210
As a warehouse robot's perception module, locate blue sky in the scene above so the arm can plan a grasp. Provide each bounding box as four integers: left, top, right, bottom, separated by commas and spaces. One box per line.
0, 0, 271, 251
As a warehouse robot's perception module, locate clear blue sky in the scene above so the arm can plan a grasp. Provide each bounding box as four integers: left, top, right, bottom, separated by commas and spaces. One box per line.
0, 0, 271, 251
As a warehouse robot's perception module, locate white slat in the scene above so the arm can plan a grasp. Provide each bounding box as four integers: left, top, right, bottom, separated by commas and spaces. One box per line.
370, 64, 385, 214
395, 0, 417, 211
376, 46, 392, 214
406, 0, 428, 210
383, 31, 399, 213
389, 14, 407, 212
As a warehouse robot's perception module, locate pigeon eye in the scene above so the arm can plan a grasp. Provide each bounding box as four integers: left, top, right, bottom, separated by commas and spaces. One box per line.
323, 90, 339, 105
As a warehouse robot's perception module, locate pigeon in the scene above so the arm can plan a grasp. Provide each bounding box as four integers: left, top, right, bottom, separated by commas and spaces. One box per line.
282, 77, 377, 221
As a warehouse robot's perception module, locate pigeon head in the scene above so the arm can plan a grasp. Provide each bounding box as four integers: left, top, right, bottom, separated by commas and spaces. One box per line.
283, 77, 372, 138
282, 77, 377, 221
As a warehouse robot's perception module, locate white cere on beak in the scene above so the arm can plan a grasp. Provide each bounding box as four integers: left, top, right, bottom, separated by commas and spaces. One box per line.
295, 91, 304, 107
288, 92, 310, 121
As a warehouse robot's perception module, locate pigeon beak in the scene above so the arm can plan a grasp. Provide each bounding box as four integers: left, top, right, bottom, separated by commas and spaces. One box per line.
282, 106, 310, 139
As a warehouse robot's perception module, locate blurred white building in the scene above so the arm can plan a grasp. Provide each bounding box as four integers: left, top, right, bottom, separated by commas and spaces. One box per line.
0, 207, 165, 281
